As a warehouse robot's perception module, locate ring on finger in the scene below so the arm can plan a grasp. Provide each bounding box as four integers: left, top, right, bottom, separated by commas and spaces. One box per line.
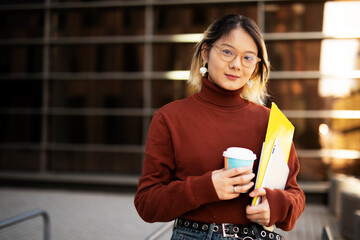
233, 186, 237, 193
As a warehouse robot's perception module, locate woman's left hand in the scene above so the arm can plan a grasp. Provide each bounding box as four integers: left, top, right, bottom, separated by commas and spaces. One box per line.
246, 188, 270, 227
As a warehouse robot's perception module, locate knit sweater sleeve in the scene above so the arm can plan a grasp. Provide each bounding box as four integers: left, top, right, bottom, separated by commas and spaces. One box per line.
134, 111, 220, 223
265, 143, 306, 231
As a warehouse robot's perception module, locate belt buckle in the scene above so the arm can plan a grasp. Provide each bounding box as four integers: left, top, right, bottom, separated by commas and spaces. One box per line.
222, 223, 237, 238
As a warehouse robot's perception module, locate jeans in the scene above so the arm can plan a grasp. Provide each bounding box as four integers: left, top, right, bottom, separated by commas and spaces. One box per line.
170, 224, 256, 240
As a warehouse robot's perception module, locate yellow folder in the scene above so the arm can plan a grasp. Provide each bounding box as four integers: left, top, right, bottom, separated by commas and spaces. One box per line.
251, 103, 295, 206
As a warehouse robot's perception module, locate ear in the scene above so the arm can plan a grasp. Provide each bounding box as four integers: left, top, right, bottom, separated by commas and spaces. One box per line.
200, 43, 209, 62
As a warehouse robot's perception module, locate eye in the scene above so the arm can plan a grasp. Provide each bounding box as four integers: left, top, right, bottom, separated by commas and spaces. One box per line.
243, 54, 256, 62
221, 48, 235, 56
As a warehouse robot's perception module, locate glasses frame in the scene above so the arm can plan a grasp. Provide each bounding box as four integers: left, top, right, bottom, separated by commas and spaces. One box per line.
212, 44, 261, 68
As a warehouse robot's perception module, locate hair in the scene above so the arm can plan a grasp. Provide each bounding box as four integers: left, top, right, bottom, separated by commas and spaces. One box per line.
188, 14, 270, 105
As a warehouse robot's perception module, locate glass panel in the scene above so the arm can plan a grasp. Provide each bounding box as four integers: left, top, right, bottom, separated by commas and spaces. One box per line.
268, 79, 360, 110
291, 118, 324, 150
265, 1, 325, 33
50, 44, 144, 72
0, 80, 42, 108
0, 149, 40, 171
48, 151, 142, 175
49, 80, 143, 108
0, 0, 44, 5
154, 3, 257, 34
49, 116, 142, 145
328, 118, 360, 151
0, 10, 44, 38
153, 43, 193, 71
290, 117, 360, 177
0, 46, 43, 73
0, 114, 41, 143
266, 40, 321, 71
268, 79, 324, 110
298, 157, 329, 181
151, 80, 190, 108
51, 7, 145, 37
52, 0, 138, 2
299, 156, 360, 181
291, 117, 360, 172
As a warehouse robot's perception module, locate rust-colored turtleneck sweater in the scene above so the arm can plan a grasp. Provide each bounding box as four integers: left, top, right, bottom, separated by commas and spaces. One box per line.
134, 78, 305, 231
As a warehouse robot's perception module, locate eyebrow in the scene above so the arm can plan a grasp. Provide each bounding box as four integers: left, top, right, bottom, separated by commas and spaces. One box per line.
218, 42, 258, 55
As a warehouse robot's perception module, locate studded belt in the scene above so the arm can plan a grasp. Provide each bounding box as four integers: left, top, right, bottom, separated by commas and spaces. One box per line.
175, 218, 285, 240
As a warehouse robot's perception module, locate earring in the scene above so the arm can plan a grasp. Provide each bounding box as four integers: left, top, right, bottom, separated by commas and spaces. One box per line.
247, 80, 254, 88
200, 62, 207, 77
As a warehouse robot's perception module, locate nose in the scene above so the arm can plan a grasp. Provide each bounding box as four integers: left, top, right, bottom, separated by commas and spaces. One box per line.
229, 55, 242, 70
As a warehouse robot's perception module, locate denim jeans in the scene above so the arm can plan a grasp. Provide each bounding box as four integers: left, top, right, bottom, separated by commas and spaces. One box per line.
170, 224, 255, 240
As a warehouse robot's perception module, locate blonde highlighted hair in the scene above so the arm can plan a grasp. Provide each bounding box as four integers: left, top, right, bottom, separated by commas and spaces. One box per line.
188, 14, 270, 105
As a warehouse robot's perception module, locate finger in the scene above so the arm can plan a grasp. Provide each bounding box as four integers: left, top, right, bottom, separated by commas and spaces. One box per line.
223, 166, 253, 177
249, 187, 266, 198
246, 203, 266, 215
233, 181, 254, 193
229, 172, 255, 185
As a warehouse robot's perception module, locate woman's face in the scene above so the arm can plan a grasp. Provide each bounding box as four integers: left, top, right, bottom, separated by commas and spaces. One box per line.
203, 27, 259, 91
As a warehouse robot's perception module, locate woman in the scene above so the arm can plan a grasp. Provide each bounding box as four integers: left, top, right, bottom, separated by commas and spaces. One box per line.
134, 14, 305, 240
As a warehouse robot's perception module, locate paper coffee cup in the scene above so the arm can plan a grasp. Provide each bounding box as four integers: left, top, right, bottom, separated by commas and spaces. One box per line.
223, 147, 256, 170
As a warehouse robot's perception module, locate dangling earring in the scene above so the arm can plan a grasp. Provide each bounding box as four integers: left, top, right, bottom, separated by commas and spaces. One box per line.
247, 79, 254, 88
200, 62, 207, 77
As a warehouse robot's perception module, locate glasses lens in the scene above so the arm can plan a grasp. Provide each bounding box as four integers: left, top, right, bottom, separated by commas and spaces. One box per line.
242, 54, 258, 67
216, 45, 259, 67
219, 47, 236, 62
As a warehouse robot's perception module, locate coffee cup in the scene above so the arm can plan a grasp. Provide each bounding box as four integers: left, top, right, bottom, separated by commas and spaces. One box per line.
223, 147, 256, 170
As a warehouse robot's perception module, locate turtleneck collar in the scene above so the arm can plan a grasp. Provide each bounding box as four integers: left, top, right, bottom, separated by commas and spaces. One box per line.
196, 77, 248, 108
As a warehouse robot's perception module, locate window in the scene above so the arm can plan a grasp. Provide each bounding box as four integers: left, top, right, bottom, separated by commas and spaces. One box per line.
0, 0, 359, 182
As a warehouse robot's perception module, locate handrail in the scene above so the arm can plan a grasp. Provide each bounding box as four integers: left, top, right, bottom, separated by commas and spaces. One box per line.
145, 221, 173, 240
0, 209, 51, 240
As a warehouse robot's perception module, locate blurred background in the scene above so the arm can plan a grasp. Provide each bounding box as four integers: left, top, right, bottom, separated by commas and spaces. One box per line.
0, 0, 359, 239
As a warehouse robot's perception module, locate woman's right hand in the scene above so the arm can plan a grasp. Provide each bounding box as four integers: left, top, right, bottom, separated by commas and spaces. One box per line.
211, 166, 255, 200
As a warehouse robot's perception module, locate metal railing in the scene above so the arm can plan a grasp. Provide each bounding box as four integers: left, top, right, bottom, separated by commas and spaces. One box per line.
0, 209, 51, 240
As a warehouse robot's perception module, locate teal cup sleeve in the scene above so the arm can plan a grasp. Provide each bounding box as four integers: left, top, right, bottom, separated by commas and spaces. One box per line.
227, 157, 254, 169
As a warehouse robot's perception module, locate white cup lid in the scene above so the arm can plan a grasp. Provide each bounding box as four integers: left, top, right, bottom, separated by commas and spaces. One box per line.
223, 147, 256, 160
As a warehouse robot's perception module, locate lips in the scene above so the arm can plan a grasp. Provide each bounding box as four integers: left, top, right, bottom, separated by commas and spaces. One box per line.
225, 74, 240, 80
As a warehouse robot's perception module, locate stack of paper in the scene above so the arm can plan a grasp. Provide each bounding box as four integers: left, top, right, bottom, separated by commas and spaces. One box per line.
252, 103, 295, 206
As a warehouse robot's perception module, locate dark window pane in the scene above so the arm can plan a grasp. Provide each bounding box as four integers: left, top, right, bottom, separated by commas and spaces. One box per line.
49, 116, 142, 145
265, 2, 324, 33
52, 0, 139, 2
154, 3, 257, 34
0, 114, 41, 143
291, 118, 324, 150
0, 10, 44, 38
153, 43, 193, 71
49, 80, 143, 108
0, 0, 43, 5
268, 78, 360, 111
266, 40, 321, 71
268, 79, 323, 110
51, 7, 145, 37
298, 157, 329, 181
0, 46, 43, 73
0, 149, 40, 171
0, 80, 42, 108
48, 151, 142, 175
152, 80, 191, 108
299, 157, 360, 181
50, 44, 144, 72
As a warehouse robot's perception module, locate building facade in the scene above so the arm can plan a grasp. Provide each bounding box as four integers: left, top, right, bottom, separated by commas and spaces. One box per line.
0, 0, 359, 187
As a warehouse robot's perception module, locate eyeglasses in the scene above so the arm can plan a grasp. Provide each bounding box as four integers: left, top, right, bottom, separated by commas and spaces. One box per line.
212, 44, 261, 68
